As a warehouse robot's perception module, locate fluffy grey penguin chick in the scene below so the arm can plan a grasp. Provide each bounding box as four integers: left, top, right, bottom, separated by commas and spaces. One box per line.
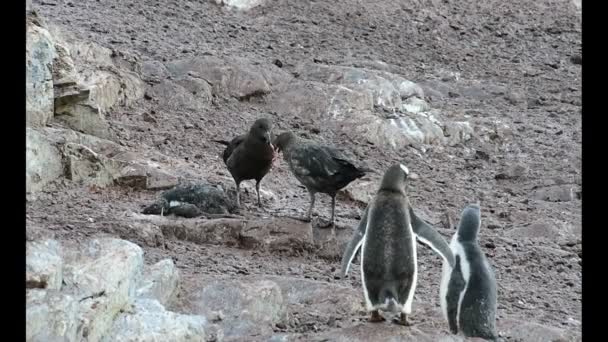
440, 204, 498, 341
340, 163, 454, 325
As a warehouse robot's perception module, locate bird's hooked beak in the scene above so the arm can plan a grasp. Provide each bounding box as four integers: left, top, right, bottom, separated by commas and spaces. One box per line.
264, 131, 272, 145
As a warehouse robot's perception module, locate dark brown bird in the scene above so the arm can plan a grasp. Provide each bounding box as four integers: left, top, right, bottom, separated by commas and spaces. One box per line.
213, 118, 275, 208
273, 131, 373, 229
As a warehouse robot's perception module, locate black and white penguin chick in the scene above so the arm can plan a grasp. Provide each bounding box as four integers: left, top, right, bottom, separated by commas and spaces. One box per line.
213, 118, 275, 208
340, 163, 455, 326
440, 204, 498, 341
273, 131, 371, 229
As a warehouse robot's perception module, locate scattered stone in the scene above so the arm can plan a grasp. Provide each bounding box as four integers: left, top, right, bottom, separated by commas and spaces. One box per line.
532, 185, 575, 202
213, 0, 266, 11
495, 164, 528, 180
505, 222, 572, 241
569, 55, 582, 65
26, 239, 63, 290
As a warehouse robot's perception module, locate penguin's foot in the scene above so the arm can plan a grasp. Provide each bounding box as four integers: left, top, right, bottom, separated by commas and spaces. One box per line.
393, 313, 411, 326
369, 310, 386, 323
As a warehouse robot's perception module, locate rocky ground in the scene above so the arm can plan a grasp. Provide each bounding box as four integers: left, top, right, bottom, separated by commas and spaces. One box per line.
26, 0, 581, 341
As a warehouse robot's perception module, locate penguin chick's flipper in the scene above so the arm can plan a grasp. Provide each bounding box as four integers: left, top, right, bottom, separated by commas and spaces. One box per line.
447, 255, 466, 334
339, 206, 370, 277
409, 207, 455, 267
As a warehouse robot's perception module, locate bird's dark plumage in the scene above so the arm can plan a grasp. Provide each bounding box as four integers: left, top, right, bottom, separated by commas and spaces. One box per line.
214, 118, 275, 208
273, 131, 371, 229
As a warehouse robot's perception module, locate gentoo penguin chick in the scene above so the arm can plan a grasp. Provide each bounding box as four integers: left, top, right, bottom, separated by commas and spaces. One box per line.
273, 131, 371, 229
213, 118, 275, 208
440, 204, 498, 340
340, 163, 455, 325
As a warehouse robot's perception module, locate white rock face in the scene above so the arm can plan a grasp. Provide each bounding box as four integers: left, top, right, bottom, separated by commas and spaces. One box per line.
62, 238, 144, 342
26, 239, 63, 290
214, 0, 265, 10
136, 259, 180, 306
26, 128, 64, 194
270, 62, 473, 150
26, 20, 56, 127
104, 298, 207, 342
27, 289, 79, 342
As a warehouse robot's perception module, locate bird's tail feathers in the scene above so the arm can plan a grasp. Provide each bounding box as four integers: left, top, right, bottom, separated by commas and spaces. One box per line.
212, 139, 230, 146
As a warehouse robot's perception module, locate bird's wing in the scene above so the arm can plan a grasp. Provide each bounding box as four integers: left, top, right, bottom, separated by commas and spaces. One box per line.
410, 206, 455, 267
223, 134, 246, 164
446, 255, 465, 334
340, 205, 370, 277
289, 144, 343, 178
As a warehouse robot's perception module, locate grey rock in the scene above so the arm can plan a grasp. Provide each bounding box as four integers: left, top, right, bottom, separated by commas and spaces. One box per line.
214, 0, 265, 10
165, 56, 284, 100
495, 164, 528, 180
26, 128, 64, 194
136, 259, 180, 306
240, 218, 314, 254
26, 19, 56, 127
62, 142, 120, 187
104, 298, 207, 342
311, 323, 462, 342
26, 289, 79, 342
62, 238, 144, 342
270, 64, 472, 150
147, 80, 210, 112
54, 103, 113, 141
133, 214, 246, 246
187, 278, 286, 337
499, 319, 580, 342
532, 185, 575, 202
26, 239, 63, 290
268, 276, 361, 316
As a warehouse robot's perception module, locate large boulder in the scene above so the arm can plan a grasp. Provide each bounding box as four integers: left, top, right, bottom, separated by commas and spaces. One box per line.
26, 17, 56, 127
136, 259, 180, 306
46, 24, 145, 140
26, 128, 64, 194
164, 56, 290, 101
269, 63, 473, 151
186, 278, 286, 338
104, 298, 207, 342
26, 289, 79, 342
26, 239, 63, 290
62, 238, 144, 342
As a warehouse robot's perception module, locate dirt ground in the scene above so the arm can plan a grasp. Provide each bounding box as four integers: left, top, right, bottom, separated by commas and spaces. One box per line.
28, 0, 581, 340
